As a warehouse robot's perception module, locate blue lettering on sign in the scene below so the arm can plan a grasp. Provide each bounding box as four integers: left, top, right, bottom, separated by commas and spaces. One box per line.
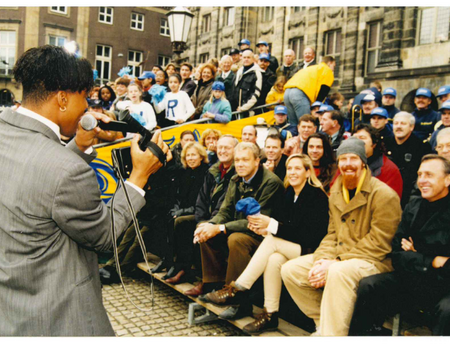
167, 99, 178, 119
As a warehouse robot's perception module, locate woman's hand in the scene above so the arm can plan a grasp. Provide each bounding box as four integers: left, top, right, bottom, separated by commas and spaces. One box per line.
247, 214, 270, 230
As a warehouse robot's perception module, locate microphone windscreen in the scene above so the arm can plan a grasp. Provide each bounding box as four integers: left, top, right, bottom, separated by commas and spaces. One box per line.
80, 114, 98, 131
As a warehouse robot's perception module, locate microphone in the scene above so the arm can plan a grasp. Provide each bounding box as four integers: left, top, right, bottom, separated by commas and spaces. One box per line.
80, 114, 130, 132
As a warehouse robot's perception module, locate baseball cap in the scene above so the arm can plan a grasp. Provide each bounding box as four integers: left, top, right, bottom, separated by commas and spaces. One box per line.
238, 39, 251, 46
382, 88, 397, 97
362, 94, 376, 103
370, 107, 389, 119
415, 88, 432, 98
317, 104, 335, 114
437, 85, 450, 98
311, 101, 322, 108
138, 71, 156, 81
439, 101, 450, 111
212, 81, 225, 91
256, 40, 268, 47
259, 53, 270, 61
274, 105, 288, 115
230, 48, 240, 55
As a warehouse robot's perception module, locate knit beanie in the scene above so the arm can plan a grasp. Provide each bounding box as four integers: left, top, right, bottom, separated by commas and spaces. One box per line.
336, 137, 367, 164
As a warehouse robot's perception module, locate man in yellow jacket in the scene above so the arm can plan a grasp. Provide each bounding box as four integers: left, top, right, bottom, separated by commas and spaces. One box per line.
281, 137, 402, 336
284, 56, 335, 126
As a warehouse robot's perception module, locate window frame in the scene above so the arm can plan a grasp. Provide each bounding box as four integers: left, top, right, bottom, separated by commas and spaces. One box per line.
130, 12, 144, 32
50, 6, 67, 15
199, 53, 210, 64
365, 21, 382, 74
202, 14, 211, 33
419, 7, 450, 45
160, 18, 170, 37
260, 7, 274, 22
48, 35, 67, 47
95, 44, 112, 84
325, 29, 342, 79
128, 50, 143, 78
158, 55, 171, 67
0, 30, 16, 76
98, 7, 114, 25
223, 7, 235, 27
289, 36, 304, 65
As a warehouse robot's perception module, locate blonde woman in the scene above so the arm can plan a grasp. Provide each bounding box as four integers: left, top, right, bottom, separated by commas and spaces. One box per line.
200, 128, 222, 166
202, 154, 329, 334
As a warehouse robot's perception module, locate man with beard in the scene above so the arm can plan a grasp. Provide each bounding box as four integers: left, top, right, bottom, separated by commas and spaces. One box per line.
385, 112, 431, 208
195, 142, 284, 320
281, 137, 402, 336
350, 155, 450, 336
412, 88, 441, 142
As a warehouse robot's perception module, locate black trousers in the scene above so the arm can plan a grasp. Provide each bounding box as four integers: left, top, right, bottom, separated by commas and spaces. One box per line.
349, 271, 450, 336
172, 215, 199, 272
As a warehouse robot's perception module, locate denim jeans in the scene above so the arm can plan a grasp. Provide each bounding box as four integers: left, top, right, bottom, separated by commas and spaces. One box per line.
284, 88, 311, 126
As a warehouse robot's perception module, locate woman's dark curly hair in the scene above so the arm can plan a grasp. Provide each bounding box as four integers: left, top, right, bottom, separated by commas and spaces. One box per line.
13, 45, 94, 104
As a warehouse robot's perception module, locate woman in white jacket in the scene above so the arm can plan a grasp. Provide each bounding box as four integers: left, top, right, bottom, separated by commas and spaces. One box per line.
116, 84, 157, 131
153, 73, 195, 127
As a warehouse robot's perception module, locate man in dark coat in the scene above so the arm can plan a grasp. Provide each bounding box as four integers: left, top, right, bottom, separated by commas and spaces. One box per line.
256, 53, 277, 110
261, 133, 288, 181
256, 40, 279, 73
381, 87, 400, 123
216, 55, 235, 99
350, 154, 450, 336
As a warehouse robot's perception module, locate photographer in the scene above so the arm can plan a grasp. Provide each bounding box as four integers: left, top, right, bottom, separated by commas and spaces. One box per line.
0, 45, 168, 336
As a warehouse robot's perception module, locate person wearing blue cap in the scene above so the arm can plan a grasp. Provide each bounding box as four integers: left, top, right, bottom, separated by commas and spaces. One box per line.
381, 88, 400, 122
138, 71, 156, 104
256, 40, 279, 72
430, 101, 450, 149
200, 81, 232, 123
256, 53, 277, 110
437, 85, 450, 104
310, 101, 323, 123
238, 39, 251, 50
350, 87, 382, 127
270, 105, 298, 140
370, 107, 393, 140
412, 87, 441, 141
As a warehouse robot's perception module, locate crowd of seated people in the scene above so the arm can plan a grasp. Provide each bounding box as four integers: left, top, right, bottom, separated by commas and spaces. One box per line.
93, 39, 450, 336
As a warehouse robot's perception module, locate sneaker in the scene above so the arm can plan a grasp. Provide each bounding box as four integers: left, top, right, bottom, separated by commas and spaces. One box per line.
202, 283, 243, 305
243, 309, 278, 334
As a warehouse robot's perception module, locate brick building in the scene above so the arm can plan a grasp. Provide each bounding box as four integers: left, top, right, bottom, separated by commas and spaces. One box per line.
0, 6, 173, 106
183, 6, 450, 109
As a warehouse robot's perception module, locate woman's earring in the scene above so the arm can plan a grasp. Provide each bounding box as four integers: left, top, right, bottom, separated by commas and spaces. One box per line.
59, 106, 67, 112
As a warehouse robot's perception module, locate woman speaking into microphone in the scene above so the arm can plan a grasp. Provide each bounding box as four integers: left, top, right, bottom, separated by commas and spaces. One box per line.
0, 45, 169, 336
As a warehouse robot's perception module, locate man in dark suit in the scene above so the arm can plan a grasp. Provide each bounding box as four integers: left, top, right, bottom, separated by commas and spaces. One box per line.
0, 46, 168, 336
216, 55, 235, 100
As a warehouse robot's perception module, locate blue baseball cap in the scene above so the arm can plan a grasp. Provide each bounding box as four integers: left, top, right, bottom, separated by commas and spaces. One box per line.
274, 105, 288, 115
370, 107, 389, 119
415, 88, 432, 98
382, 88, 397, 97
317, 104, 335, 114
256, 40, 268, 47
238, 39, 251, 46
138, 71, 156, 81
212, 81, 225, 91
439, 101, 450, 111
259, 53, 270, 61
437, 85, 450, 98
311, 101, 322, 108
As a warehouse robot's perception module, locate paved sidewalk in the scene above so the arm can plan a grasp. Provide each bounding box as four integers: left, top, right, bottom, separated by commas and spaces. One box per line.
102, 276, 245, 337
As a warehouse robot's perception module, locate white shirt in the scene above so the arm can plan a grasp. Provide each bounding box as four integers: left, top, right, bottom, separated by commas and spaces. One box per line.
154, 91, 195, 122
116, 100, 157, 130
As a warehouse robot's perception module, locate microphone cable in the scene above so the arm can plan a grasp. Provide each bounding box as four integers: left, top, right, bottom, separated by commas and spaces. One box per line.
109, 150, 156, 313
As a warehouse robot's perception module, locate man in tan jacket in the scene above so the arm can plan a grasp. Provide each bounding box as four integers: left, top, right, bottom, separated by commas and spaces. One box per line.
281, 137, 402, 336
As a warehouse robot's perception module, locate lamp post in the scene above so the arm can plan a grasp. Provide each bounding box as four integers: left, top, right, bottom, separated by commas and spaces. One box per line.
166, 6, 194, 65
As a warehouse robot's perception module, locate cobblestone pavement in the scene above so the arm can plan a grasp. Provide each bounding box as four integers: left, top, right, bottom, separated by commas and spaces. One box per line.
102, 276, 245, 337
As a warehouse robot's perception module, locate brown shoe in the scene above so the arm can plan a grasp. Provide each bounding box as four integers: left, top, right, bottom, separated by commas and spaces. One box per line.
243, 309, 279, 335
165, 270, 185, 284
203, 283, 243, 305
184, 282, 204, 297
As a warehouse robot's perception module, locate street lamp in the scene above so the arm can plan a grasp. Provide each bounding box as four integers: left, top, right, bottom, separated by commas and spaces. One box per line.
166, 6, 194, 64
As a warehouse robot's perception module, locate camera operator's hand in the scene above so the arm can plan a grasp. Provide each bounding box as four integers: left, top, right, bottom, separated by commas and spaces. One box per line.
75, 112, 112, 152
128, 130, 169, 189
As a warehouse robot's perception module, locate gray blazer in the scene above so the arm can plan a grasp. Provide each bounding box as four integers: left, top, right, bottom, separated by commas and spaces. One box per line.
0, 108, 145, 336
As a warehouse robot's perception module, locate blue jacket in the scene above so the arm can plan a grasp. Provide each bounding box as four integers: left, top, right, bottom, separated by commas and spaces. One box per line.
201, 98, 232, 123
383, 104, 400, 123
412, 107, 441, 141
429, 124, 447, 150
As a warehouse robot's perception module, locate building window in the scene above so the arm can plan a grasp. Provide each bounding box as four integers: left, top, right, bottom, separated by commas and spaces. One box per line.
366, 21, 382, 74
325, 30, 342, 78
260, 7, 274, 22
99, 7, 113, 25
199, 53, 209, 64
160, 18, 170, 37
95, 45, 112, 83
50, 7, 67, 15
131, 13, 144, 31
290, 36, 304, 64
223, 7, 235, 26
419, 7, 450, 45
128, 50, 143, 78
291, 7, 306, 13
158, 55, 171, 67
48, 35, 67, 47
0, 31, 16, 76
221, 47, 232, 57
202, 14, 211, 33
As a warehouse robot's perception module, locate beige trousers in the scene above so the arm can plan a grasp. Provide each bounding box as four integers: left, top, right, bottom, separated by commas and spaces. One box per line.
236, 234, 301, 313
281, 254, 381, 336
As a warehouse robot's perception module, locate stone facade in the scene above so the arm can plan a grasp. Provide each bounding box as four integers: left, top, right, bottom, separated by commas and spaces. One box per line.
183, 7, 450, 108
0, 6, 172, 104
